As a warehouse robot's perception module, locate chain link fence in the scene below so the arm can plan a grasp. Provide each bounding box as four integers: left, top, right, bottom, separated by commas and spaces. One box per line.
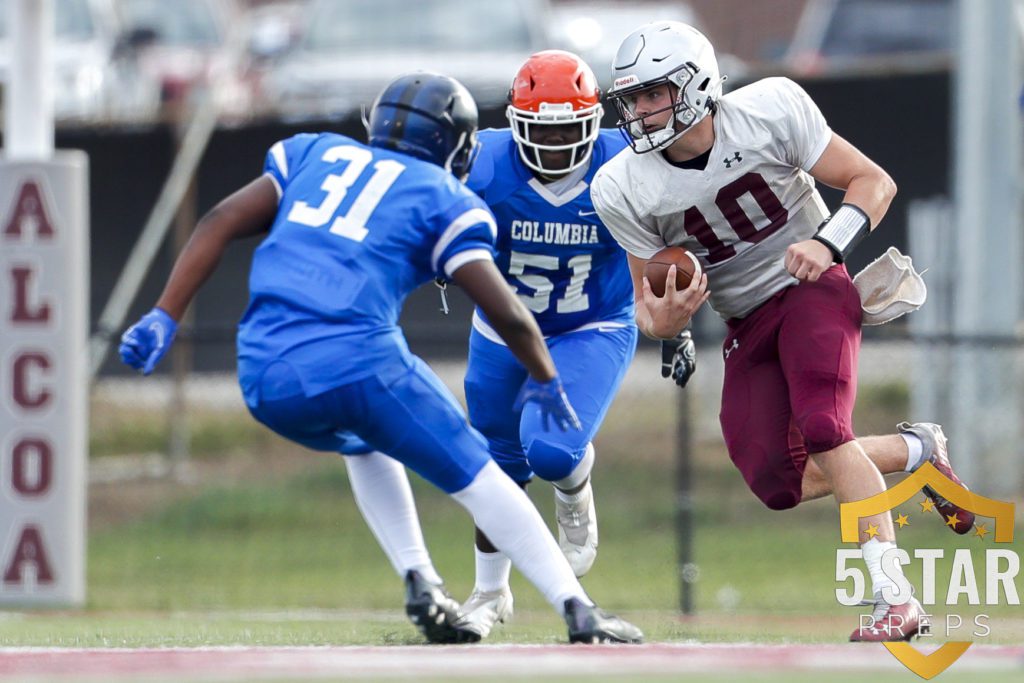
89, 334, 1024, 495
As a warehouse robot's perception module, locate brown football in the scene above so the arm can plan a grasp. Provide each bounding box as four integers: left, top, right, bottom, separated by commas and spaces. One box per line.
643, 246, 701, 297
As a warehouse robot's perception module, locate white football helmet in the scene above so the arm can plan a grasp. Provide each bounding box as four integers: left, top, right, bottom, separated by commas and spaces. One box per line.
607, 21, 725, 153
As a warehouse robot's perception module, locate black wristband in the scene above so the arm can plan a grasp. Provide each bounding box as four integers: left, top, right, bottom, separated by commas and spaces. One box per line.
813, 203, 871, 263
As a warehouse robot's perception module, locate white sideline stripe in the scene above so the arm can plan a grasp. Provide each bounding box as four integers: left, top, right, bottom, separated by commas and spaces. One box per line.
431, 208, 496, 273
270, 141, 288, 179
0, 644, 1020, 680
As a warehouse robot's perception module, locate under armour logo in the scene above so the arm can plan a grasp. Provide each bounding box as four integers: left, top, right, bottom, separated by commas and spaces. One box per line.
724, 338, 740, 359
723, 152, 742, 168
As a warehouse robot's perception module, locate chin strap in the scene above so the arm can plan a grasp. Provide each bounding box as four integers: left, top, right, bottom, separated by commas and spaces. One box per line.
434, 278, 450, 315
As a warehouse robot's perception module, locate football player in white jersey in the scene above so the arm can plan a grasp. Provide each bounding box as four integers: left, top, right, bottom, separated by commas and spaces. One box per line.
591, 21, 975, 642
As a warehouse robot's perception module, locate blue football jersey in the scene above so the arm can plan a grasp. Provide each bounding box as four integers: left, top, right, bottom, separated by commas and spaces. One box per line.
467, 129, 634, 337
237, 132, 496, 399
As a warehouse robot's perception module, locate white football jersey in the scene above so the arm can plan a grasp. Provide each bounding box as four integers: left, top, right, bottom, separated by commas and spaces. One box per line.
592, 77, 833, 320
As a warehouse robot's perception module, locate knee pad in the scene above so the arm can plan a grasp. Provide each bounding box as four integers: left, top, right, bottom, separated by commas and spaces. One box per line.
524, 438, 581, 482
801, 411, 847, 454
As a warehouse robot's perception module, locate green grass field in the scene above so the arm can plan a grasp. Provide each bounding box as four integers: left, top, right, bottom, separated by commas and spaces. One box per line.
6, 416, 1022, 648
3, 370, 1021, 683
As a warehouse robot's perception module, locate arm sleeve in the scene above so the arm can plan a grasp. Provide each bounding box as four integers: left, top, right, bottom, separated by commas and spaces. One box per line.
431, 194, 497, 279
774, 78, 832, 172
262, 133, 321, 201
591, 170, 664, 260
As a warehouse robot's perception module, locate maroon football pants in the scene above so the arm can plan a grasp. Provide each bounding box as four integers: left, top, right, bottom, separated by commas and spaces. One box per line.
719, 265, 863, 510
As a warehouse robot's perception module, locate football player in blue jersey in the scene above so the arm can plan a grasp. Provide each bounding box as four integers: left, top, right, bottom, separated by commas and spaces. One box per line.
454, 51, 696, 640
118, 72, 643, 645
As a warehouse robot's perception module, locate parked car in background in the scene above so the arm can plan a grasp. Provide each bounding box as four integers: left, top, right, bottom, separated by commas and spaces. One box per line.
783, 0, 953, 76
260, 0, 552, 121
0, 0, 123, 123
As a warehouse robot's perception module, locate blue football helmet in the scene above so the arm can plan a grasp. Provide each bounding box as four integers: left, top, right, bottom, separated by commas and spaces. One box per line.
367, 72, 480, 180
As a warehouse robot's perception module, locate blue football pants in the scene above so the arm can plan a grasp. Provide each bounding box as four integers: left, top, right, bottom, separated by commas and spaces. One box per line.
464, 323, 637, 484
245, 354, 491, 494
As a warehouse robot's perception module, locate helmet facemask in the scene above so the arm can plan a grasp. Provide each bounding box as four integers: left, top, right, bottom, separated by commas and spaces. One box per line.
506, 50, 603, 178
612, 63, 712, 154
507, 100, 602, 176
444, 130, 480, 181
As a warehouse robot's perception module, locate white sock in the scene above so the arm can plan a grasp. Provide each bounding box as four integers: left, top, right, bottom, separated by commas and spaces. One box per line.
901, 433, 926, 472
343, 452, 442, 585
452, 461, 592, 614
555, 481, 592, 506
474, 547, 512, 593
553, 443, 595, 492
862, 538, 902, 599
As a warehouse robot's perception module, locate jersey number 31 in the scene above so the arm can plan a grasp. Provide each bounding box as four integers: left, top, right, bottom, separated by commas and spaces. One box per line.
286, 145, 405, 242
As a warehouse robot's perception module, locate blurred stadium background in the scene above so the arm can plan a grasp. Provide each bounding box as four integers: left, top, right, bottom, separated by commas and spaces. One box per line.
1, 0, 1023, 678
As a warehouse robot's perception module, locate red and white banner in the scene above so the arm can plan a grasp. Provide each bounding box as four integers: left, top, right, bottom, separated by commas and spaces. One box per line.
1, 154, 88, 606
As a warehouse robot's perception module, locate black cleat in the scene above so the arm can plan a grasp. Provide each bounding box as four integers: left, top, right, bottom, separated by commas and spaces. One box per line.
563, 597, 644, 644
404, 570, 466, 644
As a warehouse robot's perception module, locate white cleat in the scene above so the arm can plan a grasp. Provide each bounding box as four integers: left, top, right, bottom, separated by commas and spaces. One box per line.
555, 481, 598, 577
454, 587, 514, 641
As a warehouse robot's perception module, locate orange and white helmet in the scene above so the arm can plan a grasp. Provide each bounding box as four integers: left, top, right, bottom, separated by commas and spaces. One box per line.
506, 50, 602, 175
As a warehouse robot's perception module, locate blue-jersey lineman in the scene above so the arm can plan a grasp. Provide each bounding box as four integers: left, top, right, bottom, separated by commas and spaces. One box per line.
466, 128, 636, 483
118, 72, 643, 646
454, 51, 648, 641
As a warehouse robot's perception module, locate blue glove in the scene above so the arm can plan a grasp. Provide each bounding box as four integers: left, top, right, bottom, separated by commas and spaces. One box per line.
119, 307, 178, 375
514, 376, 582, 432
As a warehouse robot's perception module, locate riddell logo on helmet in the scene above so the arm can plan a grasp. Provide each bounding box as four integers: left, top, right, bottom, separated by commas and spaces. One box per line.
614, 75, 640, 89
835, 464, 1019, 679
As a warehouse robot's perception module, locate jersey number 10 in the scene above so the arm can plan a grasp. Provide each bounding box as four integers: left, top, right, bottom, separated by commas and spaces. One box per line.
286, 145, 406, 242
684, 172, 789, 264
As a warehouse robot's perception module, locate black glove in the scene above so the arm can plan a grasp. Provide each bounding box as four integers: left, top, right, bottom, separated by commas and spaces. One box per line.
661, 329, 696, 388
